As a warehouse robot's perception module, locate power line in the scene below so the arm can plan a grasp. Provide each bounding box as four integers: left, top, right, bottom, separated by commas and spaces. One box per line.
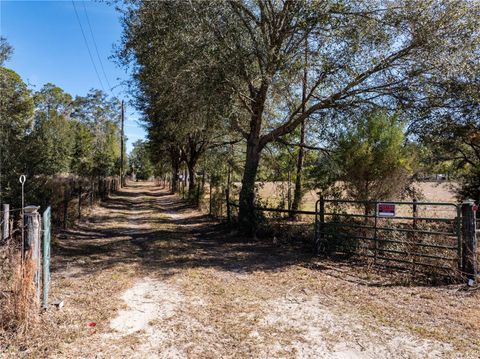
81, 1, 113, 94
72, 0, 105, 92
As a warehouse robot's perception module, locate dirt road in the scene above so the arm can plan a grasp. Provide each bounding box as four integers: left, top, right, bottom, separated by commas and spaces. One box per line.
3, 182, 478, 358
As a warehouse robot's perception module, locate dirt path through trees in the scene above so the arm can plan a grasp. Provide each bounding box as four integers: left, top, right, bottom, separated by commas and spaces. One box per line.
7, 182, 478, 358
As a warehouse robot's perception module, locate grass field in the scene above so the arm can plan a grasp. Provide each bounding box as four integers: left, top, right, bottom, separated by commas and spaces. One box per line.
249, 181, 459, 217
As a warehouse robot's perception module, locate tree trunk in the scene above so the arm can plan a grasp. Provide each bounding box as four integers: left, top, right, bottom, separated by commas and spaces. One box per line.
238, 139, 261, 235
290, 119, 305, 218
238, 81, 268, 235
291, 40, 308, 219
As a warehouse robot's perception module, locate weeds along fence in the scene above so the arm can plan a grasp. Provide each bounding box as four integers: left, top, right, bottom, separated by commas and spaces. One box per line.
1, 175, 119, 331
1, 205, 51, 332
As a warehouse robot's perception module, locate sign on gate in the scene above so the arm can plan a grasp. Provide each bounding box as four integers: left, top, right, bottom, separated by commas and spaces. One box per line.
377, 203, 396, 217
42, 207, 51, 309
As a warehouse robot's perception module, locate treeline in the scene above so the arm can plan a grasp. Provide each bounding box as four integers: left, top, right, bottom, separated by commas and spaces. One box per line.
118, 1, 479, 232
0, 37, 124, 210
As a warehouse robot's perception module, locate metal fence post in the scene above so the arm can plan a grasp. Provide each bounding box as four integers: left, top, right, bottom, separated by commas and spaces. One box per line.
316, 196, 325, 253
25, 205, 41, 303
2, 203, 9, 241
461, 200, 477, 283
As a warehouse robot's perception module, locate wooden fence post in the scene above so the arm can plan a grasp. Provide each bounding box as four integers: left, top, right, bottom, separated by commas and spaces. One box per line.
219, 187, 223, 218
226, 187, 231, 223
197, 181, 201, 206
462, 199, 478, 283
413, 198, 418, 229
63, 186, 69, 230
209, 179, 213, 216
25, 205, 41, 303
99, 178, 103, 200
42, 207, 51, 309
182, 172, 186, 199
90, 178, 94, 207
78, 183, 82, 219
226, 166, 231, 222
287, 169, 292, 211
2, 204, 9, 241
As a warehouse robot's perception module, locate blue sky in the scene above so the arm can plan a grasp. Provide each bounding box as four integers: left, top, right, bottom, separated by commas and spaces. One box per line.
0, 0, 145, 153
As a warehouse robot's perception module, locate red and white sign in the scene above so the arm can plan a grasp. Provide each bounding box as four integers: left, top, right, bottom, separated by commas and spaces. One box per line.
377, 203, 396, 217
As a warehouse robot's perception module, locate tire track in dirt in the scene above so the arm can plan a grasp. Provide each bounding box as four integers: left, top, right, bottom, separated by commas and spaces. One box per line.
49, 182, 477, 359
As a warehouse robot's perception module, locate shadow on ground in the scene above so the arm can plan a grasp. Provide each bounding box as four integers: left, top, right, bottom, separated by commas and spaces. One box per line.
52, 182, 454, 288
52, 182, 313, 279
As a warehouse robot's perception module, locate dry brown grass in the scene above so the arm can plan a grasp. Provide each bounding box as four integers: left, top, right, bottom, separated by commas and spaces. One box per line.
254, 181, 458, 212
182, 263, 480, 357
1, 256, 39, 335
12, 258, 40, 332
0, 194, 139, 357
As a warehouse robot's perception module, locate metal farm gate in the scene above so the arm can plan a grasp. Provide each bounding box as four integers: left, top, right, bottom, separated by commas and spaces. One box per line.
314, 198, 465, 276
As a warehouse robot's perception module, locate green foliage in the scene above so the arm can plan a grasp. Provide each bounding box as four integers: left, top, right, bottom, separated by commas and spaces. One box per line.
92, 120, 122, 177
72, 90, 122, 177
0, 37, 13, 66
0, 62, 122, 206
129, 140, 154, 180
118, 0, 480, 230
28, 84, 74, 175
0, 67, 34, 130
70, 121, 95, 176
0, 67, 34, 203
315, 110, 414, 202
414, 75, 480, 201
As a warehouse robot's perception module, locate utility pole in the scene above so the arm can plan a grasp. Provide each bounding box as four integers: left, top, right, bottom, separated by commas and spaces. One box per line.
120, 100, 125, 188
